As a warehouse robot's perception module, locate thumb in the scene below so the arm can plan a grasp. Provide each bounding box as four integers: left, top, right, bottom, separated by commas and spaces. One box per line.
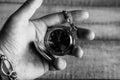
12, 0, 43, 20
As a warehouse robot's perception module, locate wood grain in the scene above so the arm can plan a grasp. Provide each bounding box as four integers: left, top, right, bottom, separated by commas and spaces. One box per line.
39, 41, 120, 79
0, 1, 120, 79
1, 0, 120, 7
0, 4, 120, 40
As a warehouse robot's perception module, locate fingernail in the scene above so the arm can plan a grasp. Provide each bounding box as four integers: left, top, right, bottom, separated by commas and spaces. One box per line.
81, 11, 89, 20
87, 31, 95, 40
54, 58, 67, 70
73, 46, 84, 58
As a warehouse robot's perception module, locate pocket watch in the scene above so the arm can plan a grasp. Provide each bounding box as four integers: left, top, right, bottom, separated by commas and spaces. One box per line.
44, 25, 75, 56
34, 11, 78, 65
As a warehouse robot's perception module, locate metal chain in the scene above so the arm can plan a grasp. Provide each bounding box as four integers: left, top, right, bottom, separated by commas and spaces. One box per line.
62, 10, 77, 30
0, 54, 17, 80
62, 10, 78, 41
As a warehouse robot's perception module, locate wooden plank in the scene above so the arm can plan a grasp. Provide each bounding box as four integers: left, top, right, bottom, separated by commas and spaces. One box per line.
0, 0, 120, 7
39, 41, 120, 79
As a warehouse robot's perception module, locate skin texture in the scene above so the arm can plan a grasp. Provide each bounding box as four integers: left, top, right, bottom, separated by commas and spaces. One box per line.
0, 0, 95, 80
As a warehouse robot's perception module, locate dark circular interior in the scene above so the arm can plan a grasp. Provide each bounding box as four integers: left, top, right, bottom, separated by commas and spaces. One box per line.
47, 29, 71, 53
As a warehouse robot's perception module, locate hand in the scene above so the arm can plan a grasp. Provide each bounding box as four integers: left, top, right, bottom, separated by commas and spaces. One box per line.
0, 0, 95, 80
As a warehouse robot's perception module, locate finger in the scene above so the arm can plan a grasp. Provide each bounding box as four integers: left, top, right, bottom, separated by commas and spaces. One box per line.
12, 0, 43, 20
33, 10, 89, 27
49, 58, 67, 71
71, 46, 84, 58
77, 28, 95, 40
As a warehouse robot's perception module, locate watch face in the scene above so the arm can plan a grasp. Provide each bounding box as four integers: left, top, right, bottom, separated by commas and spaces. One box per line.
45, 26, 74, 55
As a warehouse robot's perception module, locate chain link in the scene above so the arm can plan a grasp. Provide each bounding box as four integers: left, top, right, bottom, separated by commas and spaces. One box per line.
0, 54, 17, 80
62, 10, 77, 30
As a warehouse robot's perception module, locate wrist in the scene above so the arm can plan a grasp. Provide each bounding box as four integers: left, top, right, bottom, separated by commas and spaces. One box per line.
0, 38, 15, 64
0, 39, 18, 80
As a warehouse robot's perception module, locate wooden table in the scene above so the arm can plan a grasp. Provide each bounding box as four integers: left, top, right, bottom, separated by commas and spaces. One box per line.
0, 0, 120, 79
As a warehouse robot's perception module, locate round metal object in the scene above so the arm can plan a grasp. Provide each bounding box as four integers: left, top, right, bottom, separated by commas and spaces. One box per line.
44, 25, 75, 56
